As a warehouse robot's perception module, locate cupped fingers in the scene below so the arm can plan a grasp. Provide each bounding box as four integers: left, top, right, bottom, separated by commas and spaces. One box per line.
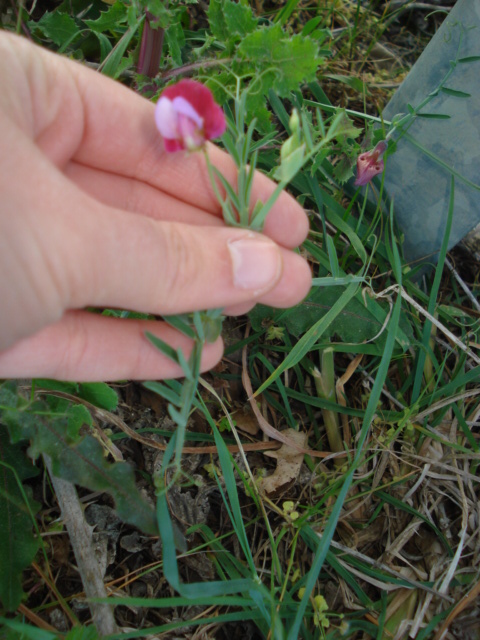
0, 311, 224, 381
64, 161, 224, 228
68, 198, 311, 317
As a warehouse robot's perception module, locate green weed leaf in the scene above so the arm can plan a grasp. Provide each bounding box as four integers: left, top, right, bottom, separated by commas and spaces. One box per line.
34, 380, 118, 411
30, 11, 79, 47
238, 25, 320, 96
251, 287, 388, 345
0, 383, 158, 537
83, 2, 127, 33
223, 0, 258, 39
208, 0, 257, 52
165, 19, 185, 67
78, 383, 118, 411
207, 0, 228, 43
0, 425, 40, 611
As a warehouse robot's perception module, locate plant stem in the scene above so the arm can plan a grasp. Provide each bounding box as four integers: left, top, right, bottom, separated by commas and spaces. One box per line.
137, 12, 165, 77
313, 349, 344, 462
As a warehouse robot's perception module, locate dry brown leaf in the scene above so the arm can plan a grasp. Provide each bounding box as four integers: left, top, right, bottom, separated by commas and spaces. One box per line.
235, 405, 260, 436
258, 429, 307, 497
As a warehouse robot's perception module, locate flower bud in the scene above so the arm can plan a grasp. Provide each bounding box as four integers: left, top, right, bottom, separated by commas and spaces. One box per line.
354, 140, 388, 186
289, 108, 301, 136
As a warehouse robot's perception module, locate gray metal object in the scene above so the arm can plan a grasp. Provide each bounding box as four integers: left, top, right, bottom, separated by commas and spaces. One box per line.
380, 0, 480, 266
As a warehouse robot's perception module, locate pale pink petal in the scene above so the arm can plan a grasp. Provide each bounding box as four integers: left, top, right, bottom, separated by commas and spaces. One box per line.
172, 96, 204, 128
154, 97, 179, 140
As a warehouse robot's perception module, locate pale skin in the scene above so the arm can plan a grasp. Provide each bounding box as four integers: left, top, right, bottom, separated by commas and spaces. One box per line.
0, 32, 311, 381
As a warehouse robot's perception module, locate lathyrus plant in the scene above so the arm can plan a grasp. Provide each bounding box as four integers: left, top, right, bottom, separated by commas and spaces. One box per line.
147, 74, 363, 488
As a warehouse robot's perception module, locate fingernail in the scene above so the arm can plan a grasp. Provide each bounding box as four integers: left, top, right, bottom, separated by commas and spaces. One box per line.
228, 233, 282, 292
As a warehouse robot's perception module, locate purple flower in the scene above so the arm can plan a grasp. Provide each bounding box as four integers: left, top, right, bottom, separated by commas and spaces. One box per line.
354, 140, 387, 186
155, 79, 226, 152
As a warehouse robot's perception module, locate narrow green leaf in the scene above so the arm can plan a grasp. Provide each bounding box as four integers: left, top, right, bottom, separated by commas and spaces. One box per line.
324, 205, 367, 264
0, 618, 56, 640
142, 381, 181, 407
107, 610, 267, 639
168, 405, 188, 429
411, 177, 454, 402
326, 234, 340, 277
99, 18, 143, 78
254, 283, 359, 395
440, 87, 471, 98
312, 275, 367, 286
302, 17, 323, 36
162, 314, 196, 339
324, 74, 367, 94
65, 627, 100, 640
156, 492, 256, 598
211, 167, 241, 211
326, 552, 372, 606
274, 0, 301, 25
458, 56, 480, 63
107, 594, 256, 609
94, 31, 113, 61
145, 331, 180, 364
417, 112, 451, 119
213, 425, 256, 573
288, 293, 402, 638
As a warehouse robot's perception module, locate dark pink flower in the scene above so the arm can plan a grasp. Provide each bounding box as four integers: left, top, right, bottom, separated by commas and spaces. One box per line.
354, 140, 387, 186
155, 79, 226, 152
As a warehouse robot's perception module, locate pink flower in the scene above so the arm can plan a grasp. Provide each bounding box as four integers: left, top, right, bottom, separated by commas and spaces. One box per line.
155, 79, 226, 152
354, 140, 388, 186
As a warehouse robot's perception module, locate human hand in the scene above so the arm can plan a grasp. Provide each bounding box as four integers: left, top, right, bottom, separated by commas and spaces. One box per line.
0, 33, 311, 381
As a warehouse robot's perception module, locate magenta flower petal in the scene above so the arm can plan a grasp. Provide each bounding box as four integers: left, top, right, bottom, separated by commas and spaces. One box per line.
155, 79, 226, 152
354, 140, 387, 186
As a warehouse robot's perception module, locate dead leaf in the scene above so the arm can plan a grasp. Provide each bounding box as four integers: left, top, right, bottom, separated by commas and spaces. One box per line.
235, 405, 260, 436
258, 429, 307, 497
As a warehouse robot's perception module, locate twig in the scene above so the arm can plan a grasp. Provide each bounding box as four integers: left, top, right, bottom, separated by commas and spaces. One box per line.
445, 257, 480, 313
44, 456, 117, 636
315, 534, 453, 601
414, 388, 480, 422
433, 578, 480, 639
159, 58, 232, 81
35, 389, 286, 455
375, 285, 480, 366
